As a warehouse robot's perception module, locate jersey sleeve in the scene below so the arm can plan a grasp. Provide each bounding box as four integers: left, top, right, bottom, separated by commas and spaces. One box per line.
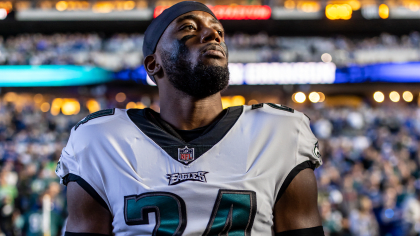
55, 127, 110, 211
275, 113, 322, 202
296, 113, 323, 168
55, 128, 78, 184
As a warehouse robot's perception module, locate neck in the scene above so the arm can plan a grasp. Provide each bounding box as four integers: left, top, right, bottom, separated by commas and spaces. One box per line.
158, 87, 224, 130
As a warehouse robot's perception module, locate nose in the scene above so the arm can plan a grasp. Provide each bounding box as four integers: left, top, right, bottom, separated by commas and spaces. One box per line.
200, 27, 222, 44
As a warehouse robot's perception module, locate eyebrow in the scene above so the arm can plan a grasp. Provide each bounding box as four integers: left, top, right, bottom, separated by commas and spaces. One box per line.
176, 14, 221, 26
176, 14, 198, 23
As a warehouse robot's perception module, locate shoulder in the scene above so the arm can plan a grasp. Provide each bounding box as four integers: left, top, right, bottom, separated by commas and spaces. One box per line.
242, 103, 309, 124
73, 108, 126, 132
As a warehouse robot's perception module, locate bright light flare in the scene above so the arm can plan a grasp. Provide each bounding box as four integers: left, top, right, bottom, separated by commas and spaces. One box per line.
34, 94, 43, 103
294, 92, 306, 103
231, 96, 245, 106
116, 92, 126, 103
321, 53, 332, 63
379, 4, 389, 19
248, 99, 259, 105
0, 8, 7, 20
373, 91, 385, 103
318, 92, 326, 102
389, 91, 400, 102
284, 0, 295, 9
4, 92, 17, 102
347, 0, 361, 10
309, 92, 320, 103
221, 95, 246, 109
325, 4, 352, 20
86, 99, 101, 113
126, 102, 136, 109
40, 102, 50, 112
61, 99, 80, 115
56, 1, 68, 11
403, 91, 413, 102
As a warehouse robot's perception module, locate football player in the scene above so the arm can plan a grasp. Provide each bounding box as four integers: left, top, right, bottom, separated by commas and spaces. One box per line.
56, 1, 324, 235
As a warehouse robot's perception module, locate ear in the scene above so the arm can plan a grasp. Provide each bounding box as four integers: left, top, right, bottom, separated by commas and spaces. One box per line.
144, 54, 162, 78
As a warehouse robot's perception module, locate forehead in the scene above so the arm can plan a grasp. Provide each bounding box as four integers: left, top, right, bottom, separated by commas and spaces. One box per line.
165, 11, 221, 33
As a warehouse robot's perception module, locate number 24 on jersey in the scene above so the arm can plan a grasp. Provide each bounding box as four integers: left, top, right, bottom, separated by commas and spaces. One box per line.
124, 189, 257, 236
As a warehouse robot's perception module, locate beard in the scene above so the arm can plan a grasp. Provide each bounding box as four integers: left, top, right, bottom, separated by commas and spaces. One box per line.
160, 40, 229, 99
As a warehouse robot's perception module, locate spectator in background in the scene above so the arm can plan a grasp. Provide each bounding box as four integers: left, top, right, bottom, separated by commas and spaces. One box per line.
349, 195, 379, 236
403, 186, 420, 235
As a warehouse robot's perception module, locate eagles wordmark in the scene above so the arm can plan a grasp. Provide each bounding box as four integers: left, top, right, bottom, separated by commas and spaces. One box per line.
167, 171, 209, 185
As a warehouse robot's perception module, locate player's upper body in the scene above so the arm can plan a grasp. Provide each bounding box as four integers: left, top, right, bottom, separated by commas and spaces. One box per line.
57, 2, 325, 235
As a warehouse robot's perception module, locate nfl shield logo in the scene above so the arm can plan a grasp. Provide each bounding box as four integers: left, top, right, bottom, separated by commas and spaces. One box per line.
178, 146, 195, 164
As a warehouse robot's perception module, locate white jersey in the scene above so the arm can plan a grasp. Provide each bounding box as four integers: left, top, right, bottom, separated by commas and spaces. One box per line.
56, 104, 322, 235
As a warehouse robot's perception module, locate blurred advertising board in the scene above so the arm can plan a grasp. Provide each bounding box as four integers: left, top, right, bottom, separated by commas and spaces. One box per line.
0, 65, 113, 86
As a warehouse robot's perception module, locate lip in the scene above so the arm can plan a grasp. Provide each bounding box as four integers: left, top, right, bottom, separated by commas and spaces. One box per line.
201, 45, 226, 58
202, 49, 225, 58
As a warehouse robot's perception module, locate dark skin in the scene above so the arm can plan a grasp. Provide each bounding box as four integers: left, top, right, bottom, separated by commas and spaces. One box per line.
66, 11, 322, 234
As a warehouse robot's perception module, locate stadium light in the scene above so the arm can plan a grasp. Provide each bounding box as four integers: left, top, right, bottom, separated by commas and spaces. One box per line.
0, 8, 7, 20
347, 0, 361, 10
34, 94, 43, 103
403, 91, 413, 102
325, 4, 352, 20
318, 92, 326, 102
294, 92, 306, 103
299, 2, 321, 13
284, 0, 295, 9
378, 4, 389, 19
408, 2, 420, 11
309, 92, 320, 103
136, 102, 146, 109
86, 99, 101, 113
4, 92, 17, 102
373, 91, 385, 103
116, 92, 126, 103
126, 102, 136, 109
321, 53, 332, 63
62, 99, 80, 115
389, 91, 400, 102
221, 96, 246, 109
248, 99, 259, 105
56, 1, 68, 11
231, 96, 246, 106
40, 102, 50, 112
51, 98, 63, 116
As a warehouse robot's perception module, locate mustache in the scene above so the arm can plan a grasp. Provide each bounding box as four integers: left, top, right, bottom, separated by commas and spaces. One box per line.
199, 43, 227, 57
178, 35, 229, 57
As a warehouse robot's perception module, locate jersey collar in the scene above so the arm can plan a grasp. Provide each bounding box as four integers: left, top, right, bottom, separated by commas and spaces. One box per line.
127, 106, 243, 165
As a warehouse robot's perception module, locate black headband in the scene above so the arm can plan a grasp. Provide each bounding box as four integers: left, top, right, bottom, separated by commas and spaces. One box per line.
143, 1, 217, 59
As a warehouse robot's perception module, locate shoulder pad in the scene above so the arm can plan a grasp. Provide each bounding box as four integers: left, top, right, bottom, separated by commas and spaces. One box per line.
74, 108, 115, 130
251, 103, 294, 113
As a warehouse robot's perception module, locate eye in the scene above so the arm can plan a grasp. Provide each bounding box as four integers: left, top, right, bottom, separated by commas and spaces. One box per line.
217, 30, 224, 37
182, 25, 196, 31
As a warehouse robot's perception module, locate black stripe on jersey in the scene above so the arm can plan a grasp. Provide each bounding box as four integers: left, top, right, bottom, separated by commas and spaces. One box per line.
266, 103, 294, 113
62, 173, 109, 211
275, 161, 316, 203
127, 106, 243, 166
75, 109, 115, 130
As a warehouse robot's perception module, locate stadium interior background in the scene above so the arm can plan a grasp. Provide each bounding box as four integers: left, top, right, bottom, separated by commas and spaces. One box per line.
1, 0, 420, 235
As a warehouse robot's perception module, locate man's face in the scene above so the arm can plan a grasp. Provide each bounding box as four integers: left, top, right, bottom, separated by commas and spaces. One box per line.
156, 11, 229, 98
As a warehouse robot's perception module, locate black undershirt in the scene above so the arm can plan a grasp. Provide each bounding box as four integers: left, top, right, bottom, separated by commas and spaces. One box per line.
144, 108, 227, 142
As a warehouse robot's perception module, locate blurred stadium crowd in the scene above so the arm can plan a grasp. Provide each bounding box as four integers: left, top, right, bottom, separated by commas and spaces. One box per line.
1, 93, 420, 236
1, 32, 420, 70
